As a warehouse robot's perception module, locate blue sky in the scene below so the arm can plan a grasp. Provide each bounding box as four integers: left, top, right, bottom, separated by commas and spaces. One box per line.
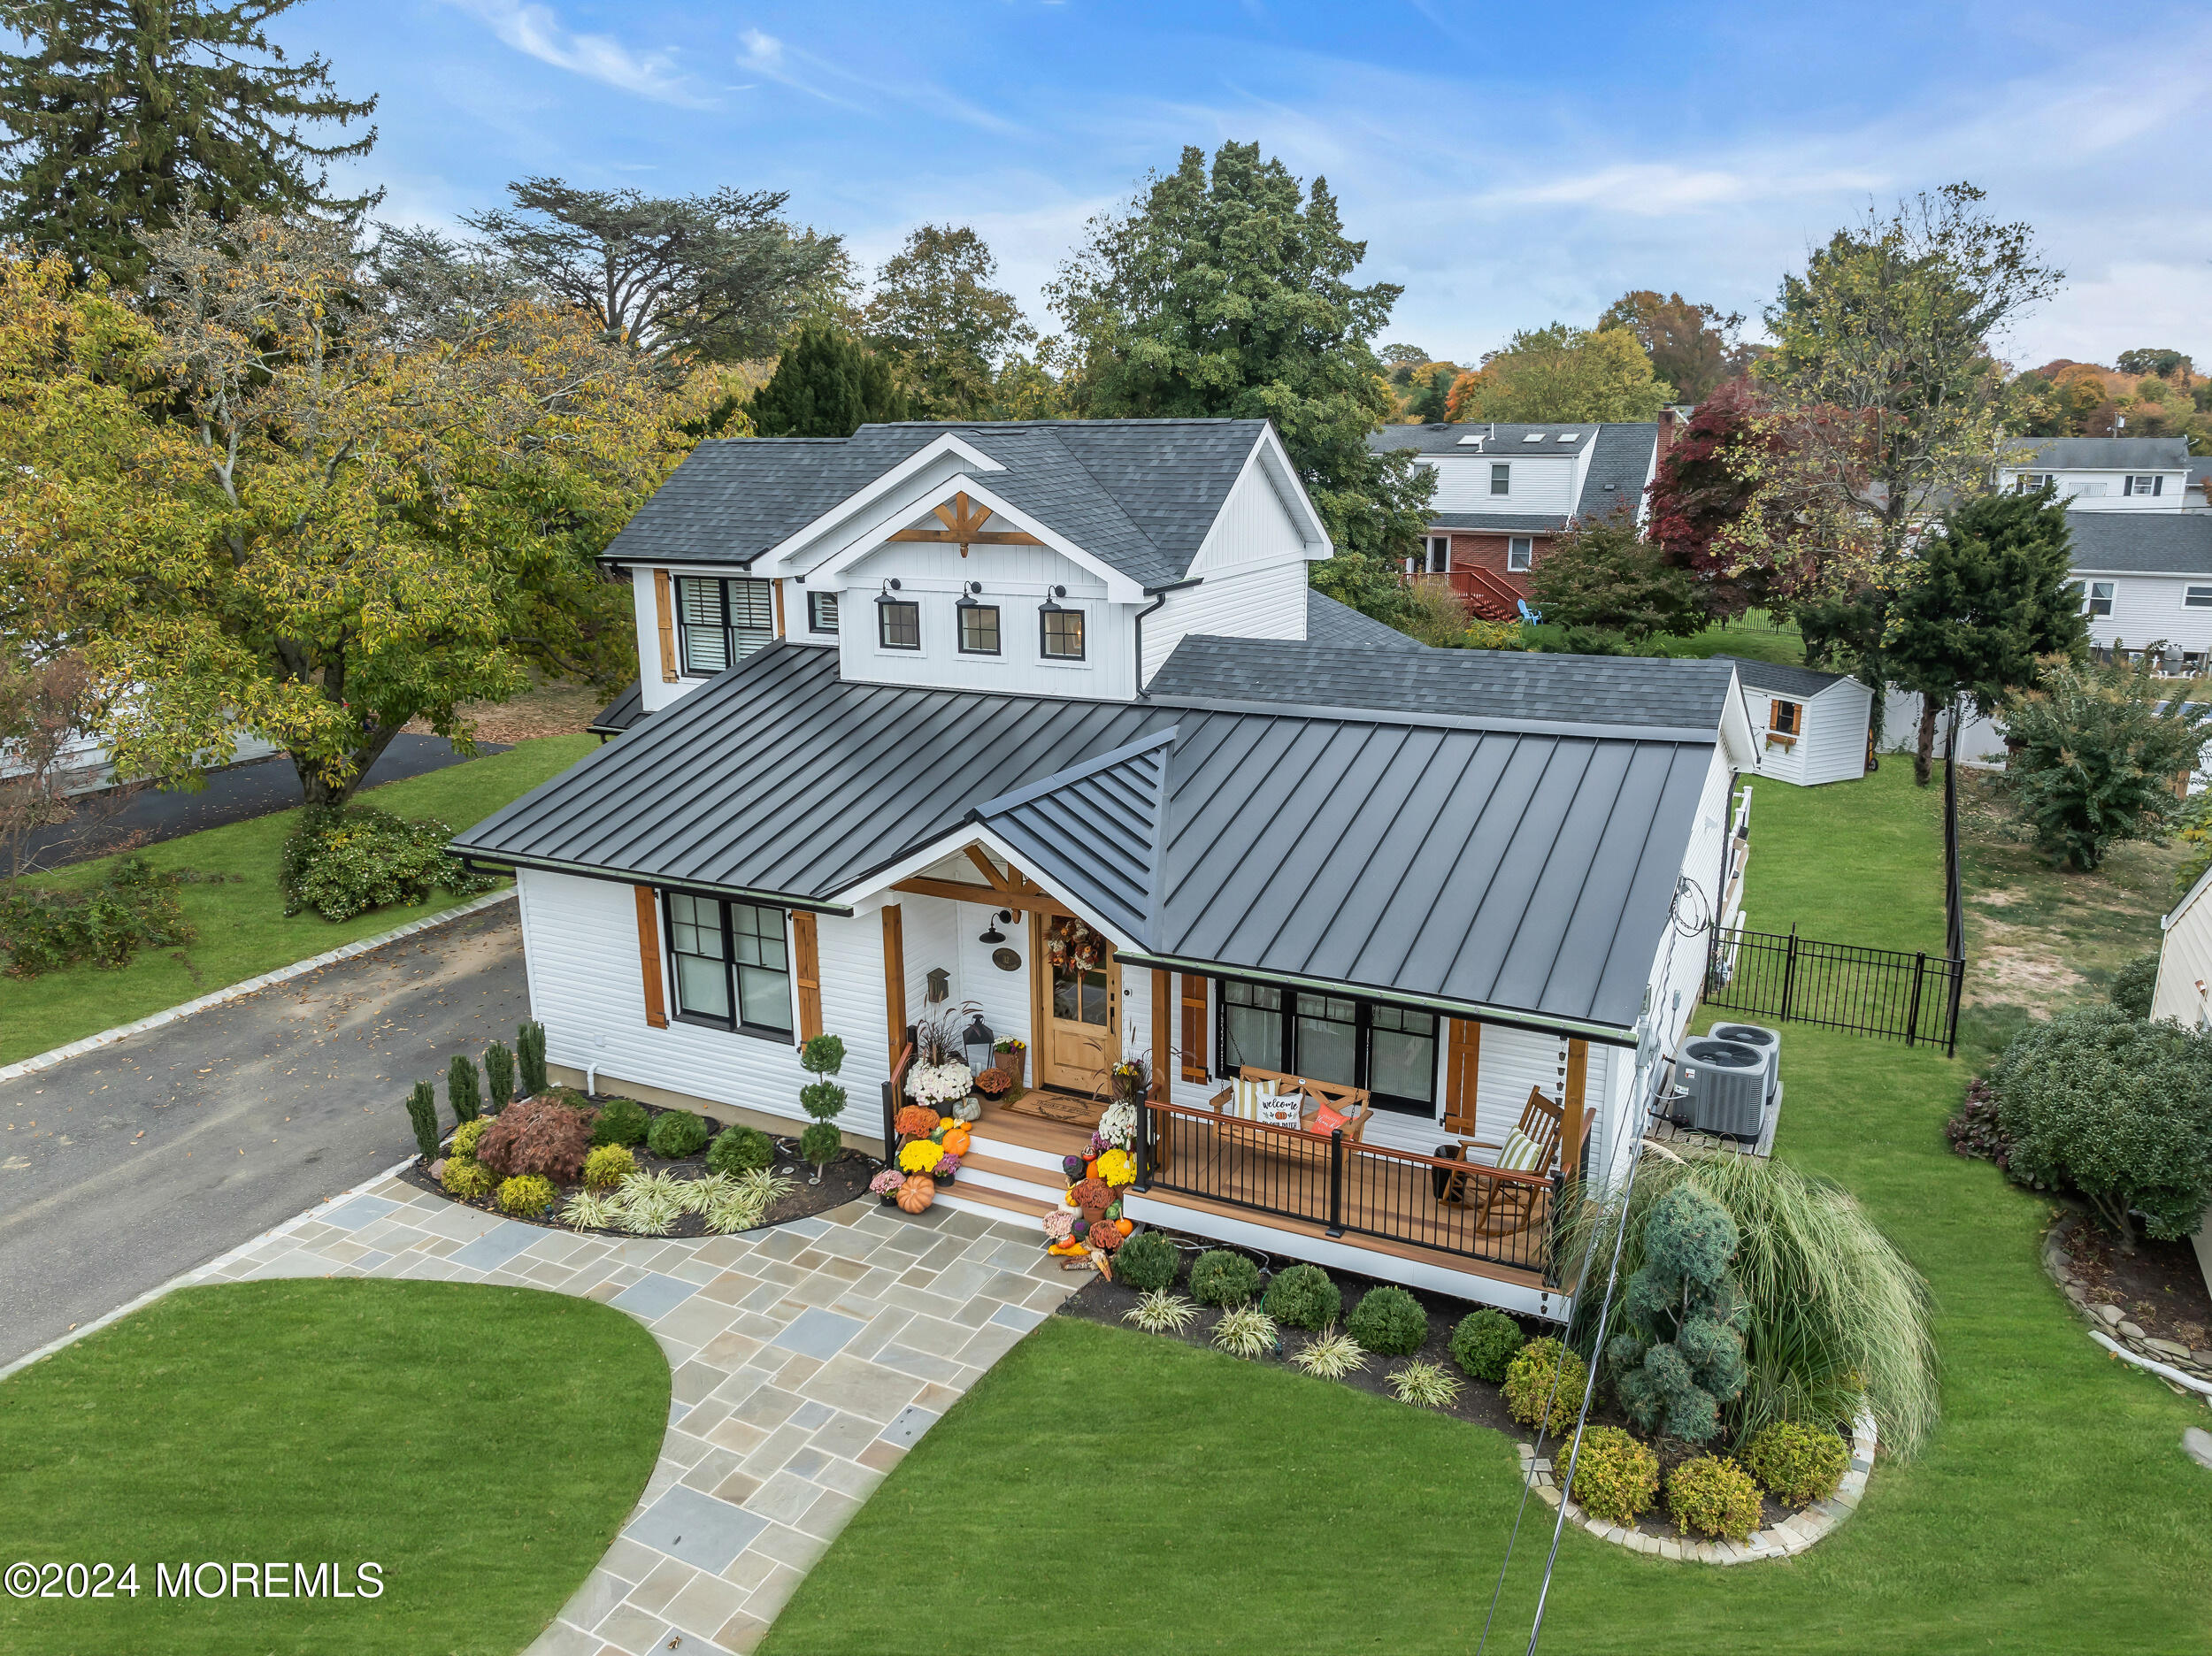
282, 0, 2212, 373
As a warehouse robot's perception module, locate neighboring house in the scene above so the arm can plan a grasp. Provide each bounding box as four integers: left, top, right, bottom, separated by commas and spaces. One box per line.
460, 418, 1761, 1319
2151, 863, 2212, 1295
2065, 514, 2212, 668
1997, 436, 2196, 510
1366, 418, 1679, 621
1719, 656, 1872, 786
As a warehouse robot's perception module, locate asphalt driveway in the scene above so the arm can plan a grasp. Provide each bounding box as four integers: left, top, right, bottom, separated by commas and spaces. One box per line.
0, 901, 527, 1368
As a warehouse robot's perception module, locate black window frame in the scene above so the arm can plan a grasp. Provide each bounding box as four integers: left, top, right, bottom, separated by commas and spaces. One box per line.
957, 602, 1002, 656
877, 597, 921, 651
1041, 604, 1086, 661
1490, 462, 1511, 496
673, 575, 776, 677
1212, 977, 1440, 1116
663, 890, 794, 1040
807, 590, 840, 634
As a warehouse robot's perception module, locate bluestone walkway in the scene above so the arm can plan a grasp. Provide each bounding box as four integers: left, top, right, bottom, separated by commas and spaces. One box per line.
188, 1177, 1077, 1654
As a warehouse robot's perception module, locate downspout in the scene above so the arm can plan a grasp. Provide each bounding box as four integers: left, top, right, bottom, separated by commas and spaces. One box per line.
1133, 593, 1167, 694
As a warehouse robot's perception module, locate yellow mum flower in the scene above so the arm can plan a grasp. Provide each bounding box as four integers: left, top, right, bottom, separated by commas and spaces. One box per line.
898, 1138, 946, 1174
1095, 1147, 1134, 1186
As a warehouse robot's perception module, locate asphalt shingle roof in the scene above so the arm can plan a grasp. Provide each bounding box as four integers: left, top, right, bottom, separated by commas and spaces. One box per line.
2003, 436, 2193, 471
2067, 512, 2212, 576
1304, 588, 1428, 652
1713, 655, 1856, 700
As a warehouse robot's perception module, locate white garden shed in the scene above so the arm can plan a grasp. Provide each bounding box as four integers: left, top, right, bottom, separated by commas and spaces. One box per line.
1720, 656, 1873, 787
2152, 863, 2212, 1293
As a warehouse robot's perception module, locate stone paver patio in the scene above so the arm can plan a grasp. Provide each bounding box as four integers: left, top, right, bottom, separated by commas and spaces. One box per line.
185, 1177, 1078, 1654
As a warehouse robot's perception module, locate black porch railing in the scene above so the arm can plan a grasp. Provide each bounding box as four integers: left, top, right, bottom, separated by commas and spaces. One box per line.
1704, 924, 1962, 1055
1132, 1099, 1555, 1279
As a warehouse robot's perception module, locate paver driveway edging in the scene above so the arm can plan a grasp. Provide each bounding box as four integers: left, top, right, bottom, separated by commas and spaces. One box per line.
28, 1159, 1077, 1655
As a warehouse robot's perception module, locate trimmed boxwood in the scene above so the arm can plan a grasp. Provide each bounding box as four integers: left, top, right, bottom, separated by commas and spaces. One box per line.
1564, 1425, 1659, 1526
646, 1108, 710, 1160
1502, 1337, 1587, 1434
591, 1098, 649, 1147
1668, 1455, 1763, 1540
708, 1124, 777, 1176
583, 1144, 637, 1190
1189, 1249, 1260, 1307
1346, 1286, 1427, 1356
495, 1174, 558, 1216
1261, 1264, 1341, 1331
1448, 1307, 1525, 1382
440, 1158, 495, 1199
1112, 1231, 1177, 1292
1740, 1420, 1850, 1507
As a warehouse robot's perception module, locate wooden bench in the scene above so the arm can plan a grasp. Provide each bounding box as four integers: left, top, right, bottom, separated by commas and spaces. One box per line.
1207, 1066, 1372, 1162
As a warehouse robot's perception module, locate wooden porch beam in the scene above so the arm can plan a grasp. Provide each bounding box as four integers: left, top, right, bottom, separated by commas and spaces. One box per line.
882, 904, 907, 1058
1151, 968, 1171, 1104
964, 845, 1013, 890
892, 876, 1078, 919
884, 528, 1046, 546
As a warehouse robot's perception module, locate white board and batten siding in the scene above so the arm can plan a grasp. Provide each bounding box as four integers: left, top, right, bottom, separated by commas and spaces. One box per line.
1140, 458, 1316, 683
1742, 678, 1872, 787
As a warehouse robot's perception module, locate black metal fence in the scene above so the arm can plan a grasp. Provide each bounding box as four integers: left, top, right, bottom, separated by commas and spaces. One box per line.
1704, 924, 1962, 1054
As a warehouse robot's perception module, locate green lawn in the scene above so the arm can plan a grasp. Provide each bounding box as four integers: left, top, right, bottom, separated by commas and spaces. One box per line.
1515, 610, 1809, 668
1, 735, 594, 1064
764, 765, 2212, 1655
0, 1278, 666, 1656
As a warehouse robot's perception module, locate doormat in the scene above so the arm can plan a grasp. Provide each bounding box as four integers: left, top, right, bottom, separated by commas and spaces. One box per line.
999, 1088, 1104, 1131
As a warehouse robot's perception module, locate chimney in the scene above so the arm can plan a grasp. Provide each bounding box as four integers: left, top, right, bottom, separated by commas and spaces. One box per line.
1656, 406, 1681, 464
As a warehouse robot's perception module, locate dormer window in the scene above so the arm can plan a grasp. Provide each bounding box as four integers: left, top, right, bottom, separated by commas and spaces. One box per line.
807, 591, 840, 633
1040, 589, 1085, 661
877, 594, 920, 650
675, 576, 774, 675
2124, 474, 2164, 496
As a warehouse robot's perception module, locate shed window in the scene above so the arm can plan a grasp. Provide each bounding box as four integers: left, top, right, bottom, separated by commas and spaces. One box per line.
878, 599, 921, 650
1490, 463, 1511, 496
1507, 536, 1533, 572
2187, 587, 2212, 609
1041, 606, 1086, 660
1766, 699, 1802, 746
958, 602, 1002, 655
807, 591, 840, 633
665, 893, 792, 1036
675, 577, 775, 674
2124, 474, 2164, 497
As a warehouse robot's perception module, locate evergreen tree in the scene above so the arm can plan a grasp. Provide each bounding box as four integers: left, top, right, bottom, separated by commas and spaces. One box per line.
797, 1032, 847, 1184
1885, 485, 2087, 785
1605, 1184, 1748, 1445
0, 0, 377, 286
747, 326, 907, 438
1525, 510, 1703, 643
447, 1053, 480, 1124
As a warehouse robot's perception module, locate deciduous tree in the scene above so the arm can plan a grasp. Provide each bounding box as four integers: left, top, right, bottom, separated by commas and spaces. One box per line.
1597, 290, 1757, 403
1448, 323, 1672, 425
862, 224, 1033, 419
1525, 510, 1702, 642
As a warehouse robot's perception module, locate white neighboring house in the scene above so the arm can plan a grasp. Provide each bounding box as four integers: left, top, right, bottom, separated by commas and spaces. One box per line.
458, 418, 1763, 1320
1998, 435, 2197, 510
1719, 656, 1873, 787
2152, 864, 2212, 1293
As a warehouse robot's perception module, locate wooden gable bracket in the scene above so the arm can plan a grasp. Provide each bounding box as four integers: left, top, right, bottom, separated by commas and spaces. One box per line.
886, 491, 1045, 558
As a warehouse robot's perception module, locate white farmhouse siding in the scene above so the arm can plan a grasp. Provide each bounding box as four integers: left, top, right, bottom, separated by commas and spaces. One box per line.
2154, 867, 2212, 1296
1140, 564, 1309, 684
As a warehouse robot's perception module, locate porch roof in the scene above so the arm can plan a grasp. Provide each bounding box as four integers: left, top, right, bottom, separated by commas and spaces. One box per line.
452, 643, 1717, 1035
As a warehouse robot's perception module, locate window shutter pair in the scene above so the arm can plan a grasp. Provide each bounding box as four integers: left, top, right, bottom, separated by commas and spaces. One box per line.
634, 885, 822, 1042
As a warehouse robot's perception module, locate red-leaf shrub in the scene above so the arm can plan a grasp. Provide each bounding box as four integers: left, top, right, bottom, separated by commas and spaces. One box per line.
477, 1097, 596, 1183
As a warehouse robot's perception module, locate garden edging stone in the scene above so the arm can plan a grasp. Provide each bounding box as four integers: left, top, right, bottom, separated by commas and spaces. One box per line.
1515, 1407, 1878, 1564
2043, 1215, 2212, 1404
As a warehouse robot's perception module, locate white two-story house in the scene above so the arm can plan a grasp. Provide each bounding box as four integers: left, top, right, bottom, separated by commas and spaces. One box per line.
458, 418, 1757, 1319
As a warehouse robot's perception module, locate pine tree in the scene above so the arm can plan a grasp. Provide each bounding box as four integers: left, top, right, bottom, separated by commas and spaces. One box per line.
0, 0, 378, 286
797, 1032, 847, 1184
747, 326, 907, 437
517, 1021, 548, 1095
1605, 1184, 1748, 1444
481, 1040, 516, 1116
404, 1080, 440, 1162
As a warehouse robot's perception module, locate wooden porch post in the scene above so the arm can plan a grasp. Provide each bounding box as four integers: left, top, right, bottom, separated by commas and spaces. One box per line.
1442, 1017, 1481, 1134
881, 904, 907, 1058
1562, 1038, 1589, 1184
1150, 969, 1171, 1101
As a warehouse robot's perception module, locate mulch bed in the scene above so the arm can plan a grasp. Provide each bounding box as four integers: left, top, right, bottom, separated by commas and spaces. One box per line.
2060, 1213, 2212, 1356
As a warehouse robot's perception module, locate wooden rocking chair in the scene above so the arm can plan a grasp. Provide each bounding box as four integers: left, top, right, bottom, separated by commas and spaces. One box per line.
1440, 1088, 1564, 1240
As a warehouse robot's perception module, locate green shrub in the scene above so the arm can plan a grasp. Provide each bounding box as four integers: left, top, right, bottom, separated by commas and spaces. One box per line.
1988, 1003, 2212, 1248
278, 802, 495, 922
546, 1085, 594, 1111
1346, 1286, 1427, 1356
404, 1080, 440, 1161
1667, 1455, 1763, 1541
591, 1098, 650, 1147
1606, 1184, 1748, 1445
1563, 1426, 1660, 1526
0, 856, 195, 976
517, 1020, 548, 1094
446, 1053, 481, 1124
707, 1124, 775, 1175
449, 1117, 491, 1161
482, 1041, 516, 1113
1502, 1338, 1588, 1435
2001, 656, 2211, 870
2110, 952, 2162, 1020
440, 1157, 495, 1199
1189, 1249, 1260, 1307
583, 1144, 637, 1190
646, 1108, 710, 1160
496, 1174, 558, 1217
1262, 1264, 1341, 1331
476, 1097, 595, 1183
1112, 1230, 1177, 1292
1740, 1420, 1851, 1507
800, 1121, 843, 1168
1449, 1307, 1525, 1382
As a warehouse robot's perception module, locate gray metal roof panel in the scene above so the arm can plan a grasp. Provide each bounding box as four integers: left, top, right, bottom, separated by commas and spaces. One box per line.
588, 680, 649, 735
1714, 655, 1857, 699
977, 729, 1173, 943
2003, 436, 2193, 471
2066, 512, 2212, 576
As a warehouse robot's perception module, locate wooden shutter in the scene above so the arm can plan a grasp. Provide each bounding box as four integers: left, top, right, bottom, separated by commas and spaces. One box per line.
1441, 1017, 1481, 1134
791, 911, 822, 1041
772, 579, 787, 639
881, 904, 907, 1057
634, 886, 668, 1028
653, 570, 679, 683
1179, 972, 1209, 1081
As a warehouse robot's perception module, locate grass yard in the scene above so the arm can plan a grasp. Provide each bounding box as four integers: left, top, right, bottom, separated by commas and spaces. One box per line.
764, 763, 2212, 1655
0, 734, 594, 1064
0, 1278, 666, 1656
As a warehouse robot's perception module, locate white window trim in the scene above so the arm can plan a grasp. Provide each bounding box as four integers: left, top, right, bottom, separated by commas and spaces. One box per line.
1507, 536, 1534, 572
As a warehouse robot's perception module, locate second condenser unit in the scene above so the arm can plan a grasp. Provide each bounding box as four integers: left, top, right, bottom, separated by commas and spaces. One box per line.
1672, 1038, 1767, 1140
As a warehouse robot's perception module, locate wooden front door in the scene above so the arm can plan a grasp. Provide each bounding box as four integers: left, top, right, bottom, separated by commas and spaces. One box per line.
1033, 913, 1118, 1093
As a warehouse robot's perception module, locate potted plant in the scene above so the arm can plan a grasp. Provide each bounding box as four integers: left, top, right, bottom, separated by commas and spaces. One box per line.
993, 1036, 1027, 1088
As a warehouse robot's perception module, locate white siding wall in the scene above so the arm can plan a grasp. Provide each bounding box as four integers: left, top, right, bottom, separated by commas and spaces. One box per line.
1191, 458, 1310, 576
1141, 562, 1310, 682
1419, 455, 1578, 515
1740, 688, 1809, 786
2154, 880, 2212, 1031
1743, 684, 1870, 787
2078, 571, 2212, 654
628, 565, 787, 714
1996, 470, 2190, 510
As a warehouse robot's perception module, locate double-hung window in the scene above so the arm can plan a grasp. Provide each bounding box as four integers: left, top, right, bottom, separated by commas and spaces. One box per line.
2187, 586, 2212, 610
1507, 536, 1533, 572
1490, 462, 1511, 496
807, 591, 840, 633
665, 893, 793, 1036
2124, 474, 2164, 497
1215, 979, 1439, 1116
2015, 472, 2054, 494
878, 598, 920, 650
675, 577, 775, 674
2082, 580, 2115, 617
1041, 605, 1086, 660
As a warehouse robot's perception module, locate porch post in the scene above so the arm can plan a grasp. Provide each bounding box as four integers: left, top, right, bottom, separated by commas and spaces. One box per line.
881, 904, 907, 1062
1149, 969, 1171, 1102
1562, 1038, 1588, 1187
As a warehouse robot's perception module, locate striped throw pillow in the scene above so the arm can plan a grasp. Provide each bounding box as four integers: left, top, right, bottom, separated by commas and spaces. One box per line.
1494, 1128, 1546, 1172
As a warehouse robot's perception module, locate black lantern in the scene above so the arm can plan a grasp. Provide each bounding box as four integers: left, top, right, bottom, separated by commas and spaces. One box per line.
979, 908, 1010, 945
1037, 582, 1068, 616
955, 580, 984, 613
961, 1015, 995, 1074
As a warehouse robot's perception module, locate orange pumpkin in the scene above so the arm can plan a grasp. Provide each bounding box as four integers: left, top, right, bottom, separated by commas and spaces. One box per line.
1116, 1218, 1134, 1236
895, 1174, 937, 1214
941, 1126, 972, 1157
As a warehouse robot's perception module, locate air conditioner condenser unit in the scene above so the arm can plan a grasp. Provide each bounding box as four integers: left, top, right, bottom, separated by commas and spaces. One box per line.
1674, 1038, 1766, 1140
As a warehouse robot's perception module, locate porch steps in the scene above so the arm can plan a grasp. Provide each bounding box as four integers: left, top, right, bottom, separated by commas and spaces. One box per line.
935, 1180, 1056, 1224
953, 1149, 1066, 1211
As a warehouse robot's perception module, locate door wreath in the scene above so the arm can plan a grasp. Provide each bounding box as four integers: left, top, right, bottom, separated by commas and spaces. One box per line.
1046, 915, 1105, 975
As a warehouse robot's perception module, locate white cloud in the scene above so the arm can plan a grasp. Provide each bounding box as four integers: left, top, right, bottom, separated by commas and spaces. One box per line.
735, 26, 1023, 135
445, 0, 710, 108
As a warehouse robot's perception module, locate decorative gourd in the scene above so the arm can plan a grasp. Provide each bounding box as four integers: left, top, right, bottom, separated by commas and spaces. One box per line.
1116, 1218, 1134, 1236
941, 1126, 972, 1157
953, 1097, 983, 1123
895, 1174, 937, 1214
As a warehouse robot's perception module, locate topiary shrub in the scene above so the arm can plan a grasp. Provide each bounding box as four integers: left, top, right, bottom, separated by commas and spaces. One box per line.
801, 1121, 843, 1169
1563, 1426, 1660, 1526
279, 803, 495, 922
1987, 1003, 2212, 1248
1261, 1263, 1341, 1330
2110, 952, 2161, 1020
1503, 1337, 1588, 1435
447, 1053, 481, 1124
708, 1124, 776, 1176
799, 1032, 849, 1182
646, 1108, 710, 1160
496, 1173, 558, 1217
1189, 1249, 1260, 1307
1667, 1455, 1763, 1541
1606, 1183, 1748, 1444
441, 1157, 495, 1199
482, 1040, 516, 1113
449, 1117, 491, 1161
1112, 1230, 1177, 1293
583, 1144, 637, 1190
517, 1020, 548, 1095
405, 1080, 440, 1161
1346, 1285, 1428, 1356
1449, 1307, 1526, 1383
477, 1097, 595, 1183
590, 1098, 649, 1147
1740, 1421, 1850, 1507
